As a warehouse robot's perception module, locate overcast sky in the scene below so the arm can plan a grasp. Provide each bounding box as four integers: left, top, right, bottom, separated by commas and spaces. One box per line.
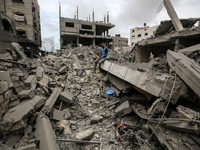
38, 0, 200, 49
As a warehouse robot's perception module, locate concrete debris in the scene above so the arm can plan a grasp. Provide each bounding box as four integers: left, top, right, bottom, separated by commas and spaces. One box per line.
42, 88, 61, 115
18, 90, 34, 99
24, 75, 37, 90
59, 91, 74, 104
0, 17, 200, 150
115, 101, 132, 117
35, 113, 60, 150
76, 128, 94, 140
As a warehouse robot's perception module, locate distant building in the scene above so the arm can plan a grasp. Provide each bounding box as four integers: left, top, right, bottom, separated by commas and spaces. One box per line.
59, 5, 115, 48
0, 0, 41, 58
112, 34, 128, 47
130, 25, 159, 47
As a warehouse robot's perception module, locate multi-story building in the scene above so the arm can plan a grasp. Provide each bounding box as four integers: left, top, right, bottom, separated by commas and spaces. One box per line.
130, 25, 159, 47
59, 6, 115, 48
0, 0, 41, 58
112, 34, 128, 47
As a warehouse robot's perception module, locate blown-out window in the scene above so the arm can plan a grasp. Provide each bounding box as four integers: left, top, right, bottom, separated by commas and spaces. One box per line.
12, 0, 23, 2
65, 22, 74, 28
138, 34, 141, 37
17, 30, 26, 36
2, 19, 11, 31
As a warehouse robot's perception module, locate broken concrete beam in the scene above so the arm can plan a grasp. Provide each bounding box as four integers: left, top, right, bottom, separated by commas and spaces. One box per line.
2, 96, 46, 135
115, 101, 132, 117
178, 44, 200, 56
167, 50, 200, 97
35, 113, 60, 150
42, 88, 61, 115
18, 90, 34, 99
59, 91, 74, 104
177, 105, 197, 120
101, 61, 162, 97
24, 75, 37, 90
76, 128, 94, 140
165, 122, 200, 135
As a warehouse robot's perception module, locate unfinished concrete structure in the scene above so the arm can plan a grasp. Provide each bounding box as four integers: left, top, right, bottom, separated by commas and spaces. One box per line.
0, 0, 41, 58
59, 5, 115, 48
112, 34, 128, 47
130, 25, 158, 47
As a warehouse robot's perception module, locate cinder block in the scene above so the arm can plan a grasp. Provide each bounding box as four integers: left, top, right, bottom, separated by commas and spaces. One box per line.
59, 91, 74, 104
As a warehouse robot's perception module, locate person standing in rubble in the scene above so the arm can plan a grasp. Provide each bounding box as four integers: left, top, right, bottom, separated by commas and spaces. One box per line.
91, 42, 108, 73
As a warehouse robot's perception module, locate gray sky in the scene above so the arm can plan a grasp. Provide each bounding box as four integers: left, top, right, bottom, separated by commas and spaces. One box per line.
38, 0, 200, 49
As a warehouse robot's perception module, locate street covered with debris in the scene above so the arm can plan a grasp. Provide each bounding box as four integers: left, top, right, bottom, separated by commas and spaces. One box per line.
0, 0, 200, 150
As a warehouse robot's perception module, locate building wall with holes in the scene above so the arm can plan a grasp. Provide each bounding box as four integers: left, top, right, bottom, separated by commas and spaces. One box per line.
130, 25, 159, 47
0, 0, 41, 47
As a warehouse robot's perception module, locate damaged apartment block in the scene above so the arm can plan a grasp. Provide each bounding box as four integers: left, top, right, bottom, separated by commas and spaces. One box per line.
0, 0, 41, 58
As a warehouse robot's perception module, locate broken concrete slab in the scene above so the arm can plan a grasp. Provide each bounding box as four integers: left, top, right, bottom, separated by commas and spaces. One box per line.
167, 50, 200, 97
0, 143, 13, 150
2, 96, 46, 135
178, 44, 200, 56
53, 109, 65, 121
0, 81, 9, 94
42, 88, 61, 115
24, 75, 37, 90
5, 134, 23, 148
59, 91, 74, 104
16, 143, 36, 150
18, 90, 34, 99
115, 101, 132, 117
35, 113, 60, 150
13, 81, 24, 94
76, 128, 94, 140
0, 71, 12, 84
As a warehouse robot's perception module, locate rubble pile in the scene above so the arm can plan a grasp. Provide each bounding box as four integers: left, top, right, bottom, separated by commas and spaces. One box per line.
0, 41, 200, 150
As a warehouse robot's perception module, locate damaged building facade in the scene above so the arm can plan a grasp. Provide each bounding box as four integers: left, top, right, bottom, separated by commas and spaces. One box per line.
59, 6, 115, 48
112, 34, 128, 48
0, 0, 41, 58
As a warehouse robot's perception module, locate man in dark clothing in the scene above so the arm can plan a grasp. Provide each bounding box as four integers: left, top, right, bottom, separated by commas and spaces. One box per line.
91, 43, 108, 73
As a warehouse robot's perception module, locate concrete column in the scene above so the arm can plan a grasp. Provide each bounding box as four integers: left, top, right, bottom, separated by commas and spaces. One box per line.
107, 30, 109, 36
106, 40, 109, 47
92, 9, 95, 22
104, 31, 105, 36
77, 37, 79, 47
174, 38, 184, 52
164, 0, 183, 31
199, 20, 200, 27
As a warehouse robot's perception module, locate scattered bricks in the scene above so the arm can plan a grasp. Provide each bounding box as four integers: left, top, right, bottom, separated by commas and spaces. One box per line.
18, 90, 34, 99
53, 109, 65, 121
76, 128, 94, 140
5, 134, 23, 148
59, 91, 74, 104
24, 75, 37, 90
58, 66, 67, 74
92, 100, 100, 109
0, 81, 9, 94
115, 101, 132, 117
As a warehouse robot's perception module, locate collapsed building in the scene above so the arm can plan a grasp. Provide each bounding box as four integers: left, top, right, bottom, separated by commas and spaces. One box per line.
0, 0, 200, 150
0, 0, 42, 58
